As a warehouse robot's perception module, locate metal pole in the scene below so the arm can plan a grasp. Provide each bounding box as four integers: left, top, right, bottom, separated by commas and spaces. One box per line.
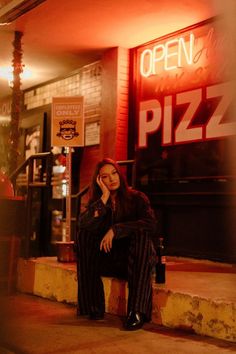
65, 147, 72, 242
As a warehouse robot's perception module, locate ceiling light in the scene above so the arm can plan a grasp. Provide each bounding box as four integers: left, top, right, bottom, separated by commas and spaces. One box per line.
0, 66, 33, 86
0, 116, 11, 124
0, 0, 46, 25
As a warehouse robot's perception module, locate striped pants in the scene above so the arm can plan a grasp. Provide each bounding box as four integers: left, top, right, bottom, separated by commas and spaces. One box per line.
76, 228, 156, 320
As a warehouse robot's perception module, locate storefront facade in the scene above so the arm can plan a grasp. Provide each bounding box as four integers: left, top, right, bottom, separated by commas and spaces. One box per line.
2, 16, 235, 262
130, 17, 236, 262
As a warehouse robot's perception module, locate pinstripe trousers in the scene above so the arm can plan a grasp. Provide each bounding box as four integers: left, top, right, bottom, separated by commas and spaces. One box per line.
77, 228, 156, 320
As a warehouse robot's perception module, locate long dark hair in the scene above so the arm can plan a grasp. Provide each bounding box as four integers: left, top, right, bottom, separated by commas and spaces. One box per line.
89, 158, 132, 217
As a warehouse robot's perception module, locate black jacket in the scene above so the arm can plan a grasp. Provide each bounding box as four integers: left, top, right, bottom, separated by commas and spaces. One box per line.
78, 189, 157, 241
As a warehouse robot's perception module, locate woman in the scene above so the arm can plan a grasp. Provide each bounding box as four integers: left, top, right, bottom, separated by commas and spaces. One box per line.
76, 158, 157, 330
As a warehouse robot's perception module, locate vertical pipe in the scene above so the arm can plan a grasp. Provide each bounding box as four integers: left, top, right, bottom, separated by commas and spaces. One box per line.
65, 147, 72, 242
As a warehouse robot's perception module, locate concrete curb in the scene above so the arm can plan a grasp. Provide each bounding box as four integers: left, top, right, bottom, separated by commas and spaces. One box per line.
17, 257, 236, 342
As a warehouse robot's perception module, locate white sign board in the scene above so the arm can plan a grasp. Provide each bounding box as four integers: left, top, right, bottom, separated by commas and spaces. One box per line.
51, 96, 84, 147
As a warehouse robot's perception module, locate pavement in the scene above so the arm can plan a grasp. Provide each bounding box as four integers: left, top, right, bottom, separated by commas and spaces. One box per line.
1, 293, 236, 354
16, 257, 236, 342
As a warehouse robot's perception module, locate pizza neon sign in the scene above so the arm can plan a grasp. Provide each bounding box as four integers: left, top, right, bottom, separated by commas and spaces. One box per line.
136, 19, 235, 149
139, 82, 234, 147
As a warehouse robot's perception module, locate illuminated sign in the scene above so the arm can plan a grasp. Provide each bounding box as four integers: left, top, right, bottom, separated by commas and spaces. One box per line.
139, 82, 234, 147
140, 33, 194, 77
133, 18, 235, 182
135, 18, 235, 149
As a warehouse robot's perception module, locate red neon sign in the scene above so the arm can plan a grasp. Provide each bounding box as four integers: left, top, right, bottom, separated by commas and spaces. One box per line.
135, 18, 235, 149
140, 33, 195, 77
139, 82, 234, 147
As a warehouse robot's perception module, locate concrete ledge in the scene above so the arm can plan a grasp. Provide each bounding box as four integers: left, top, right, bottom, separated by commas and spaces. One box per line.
17, 257, 236, 342
17, 257, 78, 304
152, 289, 236, 342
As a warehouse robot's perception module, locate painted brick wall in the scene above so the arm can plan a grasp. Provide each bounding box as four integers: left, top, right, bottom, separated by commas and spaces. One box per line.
22, 50, 130, 192
24, 62, 102, 123
78, 63, 102, 190
100, 47, 129, 162
115, 47, 129, 162
23, 62, 103, 191
80, 47, 130, 190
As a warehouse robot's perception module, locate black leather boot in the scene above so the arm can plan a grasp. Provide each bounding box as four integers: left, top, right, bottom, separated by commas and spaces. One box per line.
124, 311, 145, 330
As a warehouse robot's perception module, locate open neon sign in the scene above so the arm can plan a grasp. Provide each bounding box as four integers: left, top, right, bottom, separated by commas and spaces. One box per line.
136, 19, 235, 148
140, 33, 195, 77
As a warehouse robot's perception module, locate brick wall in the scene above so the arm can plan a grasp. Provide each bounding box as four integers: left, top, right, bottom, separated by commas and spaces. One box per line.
22, 49, 130, 192
100, 47, 129, 161
24, 61, 102, 121
115, 47, 129, 162
23, 62, 103, 191
78, 64, 102, 189
80, 47, 130, 190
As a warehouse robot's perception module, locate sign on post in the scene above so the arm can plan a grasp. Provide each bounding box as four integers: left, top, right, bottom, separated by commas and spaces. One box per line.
51, 96, 84, 147
51, 97, 84, 243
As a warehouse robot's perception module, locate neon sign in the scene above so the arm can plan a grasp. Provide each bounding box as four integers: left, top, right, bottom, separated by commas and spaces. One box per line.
135, 18, 235, 149
133, 18, 235, 185
138, 82, 235, 147
140, 33, 195, 77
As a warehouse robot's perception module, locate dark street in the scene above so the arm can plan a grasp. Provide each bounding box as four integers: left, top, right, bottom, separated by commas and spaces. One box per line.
1, 294, 235, 354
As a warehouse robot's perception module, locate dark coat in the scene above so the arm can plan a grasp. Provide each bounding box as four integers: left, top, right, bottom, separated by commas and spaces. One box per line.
78, 189, 157, 242
76, 189, 157, 318
77, 189, 157, 278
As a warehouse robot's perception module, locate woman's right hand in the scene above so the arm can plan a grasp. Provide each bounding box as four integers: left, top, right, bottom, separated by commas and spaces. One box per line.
96, 175, 110, 204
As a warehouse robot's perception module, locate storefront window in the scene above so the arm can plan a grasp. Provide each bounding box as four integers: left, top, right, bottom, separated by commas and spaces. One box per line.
132, 17, 236, 191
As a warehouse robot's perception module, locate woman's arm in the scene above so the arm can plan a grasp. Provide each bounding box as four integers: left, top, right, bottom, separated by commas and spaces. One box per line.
78, 198, 109, 231
78, 175, 111, 231
112, 191, 157, 239
99, 191, 157, 252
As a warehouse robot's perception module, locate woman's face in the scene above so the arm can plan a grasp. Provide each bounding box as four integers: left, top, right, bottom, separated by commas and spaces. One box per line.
99, 164, 120, 192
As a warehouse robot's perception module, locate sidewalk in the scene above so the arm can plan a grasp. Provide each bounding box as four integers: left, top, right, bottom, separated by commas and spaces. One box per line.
16, 257, 236, 343
1, 293, 236, 354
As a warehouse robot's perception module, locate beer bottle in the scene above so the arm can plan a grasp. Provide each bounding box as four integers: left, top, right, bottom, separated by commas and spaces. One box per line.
155, 237, 166, 284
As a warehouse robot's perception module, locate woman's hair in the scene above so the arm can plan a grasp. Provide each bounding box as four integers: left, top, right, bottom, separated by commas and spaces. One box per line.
89, 158, 132, 216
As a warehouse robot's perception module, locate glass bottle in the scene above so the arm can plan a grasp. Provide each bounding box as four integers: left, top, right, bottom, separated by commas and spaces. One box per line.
155, 237, 166, 284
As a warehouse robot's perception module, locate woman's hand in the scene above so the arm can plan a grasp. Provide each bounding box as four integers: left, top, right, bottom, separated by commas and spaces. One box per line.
100, 228, 114, 253
96, 175, 110, 204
